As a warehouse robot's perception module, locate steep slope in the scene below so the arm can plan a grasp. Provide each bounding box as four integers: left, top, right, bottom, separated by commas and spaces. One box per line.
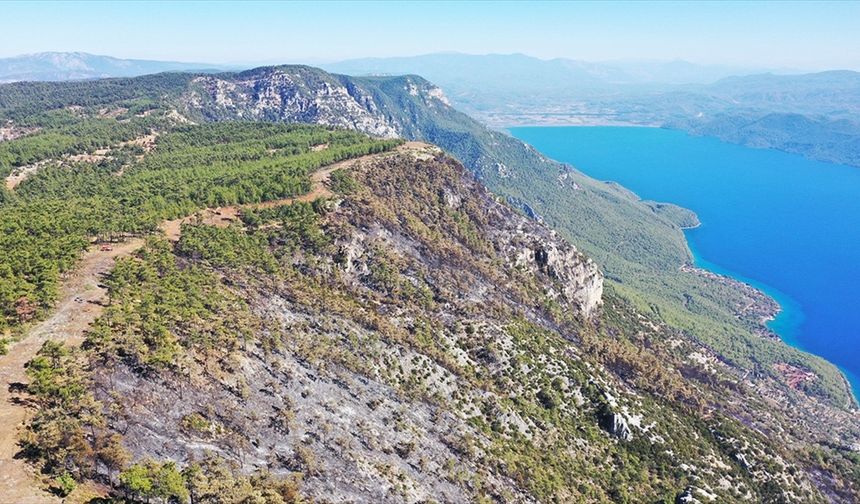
174, 66, 854, 406
20, 143, 858, 502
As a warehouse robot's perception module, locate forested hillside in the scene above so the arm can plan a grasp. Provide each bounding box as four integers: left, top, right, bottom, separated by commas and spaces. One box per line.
0, 108, 397, 332
1, 68, 858, 503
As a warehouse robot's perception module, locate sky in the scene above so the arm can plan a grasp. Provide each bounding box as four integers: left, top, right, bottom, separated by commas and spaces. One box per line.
2, 1, 859, 70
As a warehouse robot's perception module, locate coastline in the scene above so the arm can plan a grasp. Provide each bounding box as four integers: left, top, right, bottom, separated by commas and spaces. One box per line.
508, 125, 860, 404
482, 115, 660, 129
678, 260, 781, 339
493, 120, 659, 128
685, 236, 808, 342
686, 233, 860, 401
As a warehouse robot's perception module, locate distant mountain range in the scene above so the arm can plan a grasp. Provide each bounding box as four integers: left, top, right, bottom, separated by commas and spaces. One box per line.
0, 52, 228, 82
323, 52, 784, 89
2, 52, 858, 167
326, 53, 860, 167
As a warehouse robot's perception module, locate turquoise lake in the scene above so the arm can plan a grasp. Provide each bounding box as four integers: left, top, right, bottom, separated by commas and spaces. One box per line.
509, 126, 860, 396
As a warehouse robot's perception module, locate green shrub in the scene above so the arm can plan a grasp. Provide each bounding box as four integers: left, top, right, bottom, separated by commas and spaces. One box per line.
53, 472, 76, 497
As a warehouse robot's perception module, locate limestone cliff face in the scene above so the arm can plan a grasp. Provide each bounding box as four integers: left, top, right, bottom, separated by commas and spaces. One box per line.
517, 238, 603, 318
182, 66, 452, 140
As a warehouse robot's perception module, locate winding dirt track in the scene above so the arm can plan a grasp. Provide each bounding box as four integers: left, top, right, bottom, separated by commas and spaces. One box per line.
0, 145, 425, 501
158, 149, 366, 241
0, 239, 143, 503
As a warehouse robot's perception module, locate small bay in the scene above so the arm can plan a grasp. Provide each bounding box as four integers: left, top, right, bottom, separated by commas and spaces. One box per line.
510, 126, 860, 395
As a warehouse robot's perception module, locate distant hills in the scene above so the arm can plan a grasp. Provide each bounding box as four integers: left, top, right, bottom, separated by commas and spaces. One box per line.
327, 53, 860, 168
0, 52, 227, 82
632, 71, 860, 166
2, 51, 858, 167
323, 51, 778, 89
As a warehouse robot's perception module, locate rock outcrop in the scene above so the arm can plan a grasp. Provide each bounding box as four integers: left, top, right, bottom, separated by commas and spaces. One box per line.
182, 66, 452, 141
676, 487, 698, 504
600, 410, 633, 441
531, 240, 603, 318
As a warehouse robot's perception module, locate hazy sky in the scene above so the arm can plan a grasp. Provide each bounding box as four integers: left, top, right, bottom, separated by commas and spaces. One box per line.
2, 1, 859, 70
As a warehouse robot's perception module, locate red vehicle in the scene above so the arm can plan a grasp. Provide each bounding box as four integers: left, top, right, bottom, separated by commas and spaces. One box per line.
99, 244, 113, 252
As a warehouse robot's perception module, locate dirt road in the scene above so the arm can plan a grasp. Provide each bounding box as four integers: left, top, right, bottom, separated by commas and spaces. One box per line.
0, 142, 430, 500
0, 239, 142, 503
158, 150, 366, 241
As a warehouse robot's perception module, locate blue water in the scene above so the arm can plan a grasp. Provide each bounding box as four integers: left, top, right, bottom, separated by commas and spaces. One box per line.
510, 126, 860, 397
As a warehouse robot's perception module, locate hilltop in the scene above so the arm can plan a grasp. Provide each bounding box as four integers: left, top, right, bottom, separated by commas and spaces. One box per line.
0, 66, 857, 502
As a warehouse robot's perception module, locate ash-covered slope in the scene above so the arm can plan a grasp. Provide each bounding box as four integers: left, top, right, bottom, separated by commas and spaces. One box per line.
40, 144, 848, 503
175, 66, 856, 408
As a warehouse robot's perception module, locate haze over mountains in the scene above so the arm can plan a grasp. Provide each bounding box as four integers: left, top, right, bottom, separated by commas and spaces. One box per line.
7, 51, 858, 168
0, 52, 229, 83
324, 51, 793, 92
2, 62, 859, 502
0, 51, 787, 86
326, 53, 860, 167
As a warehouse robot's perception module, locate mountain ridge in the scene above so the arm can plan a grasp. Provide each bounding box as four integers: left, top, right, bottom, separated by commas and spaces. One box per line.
0, 51, 228, 83
0, 65, 858, 502
324, 53, 860, 168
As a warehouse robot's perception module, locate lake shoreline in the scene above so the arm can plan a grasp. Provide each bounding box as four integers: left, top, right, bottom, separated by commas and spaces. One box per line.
510, 125, 860, 404
679, 259, 781, 340
687, 238, 860, 402
485, 117, 660, 129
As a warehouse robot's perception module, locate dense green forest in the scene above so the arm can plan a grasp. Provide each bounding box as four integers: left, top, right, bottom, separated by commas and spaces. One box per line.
0, 117, 398, 332
0, 73, 193, 121
0, 114, 156, 177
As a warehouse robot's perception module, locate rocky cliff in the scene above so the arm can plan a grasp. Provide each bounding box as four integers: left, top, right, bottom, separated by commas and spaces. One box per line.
182, 66, 449, 140
54, 144, 847, 502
